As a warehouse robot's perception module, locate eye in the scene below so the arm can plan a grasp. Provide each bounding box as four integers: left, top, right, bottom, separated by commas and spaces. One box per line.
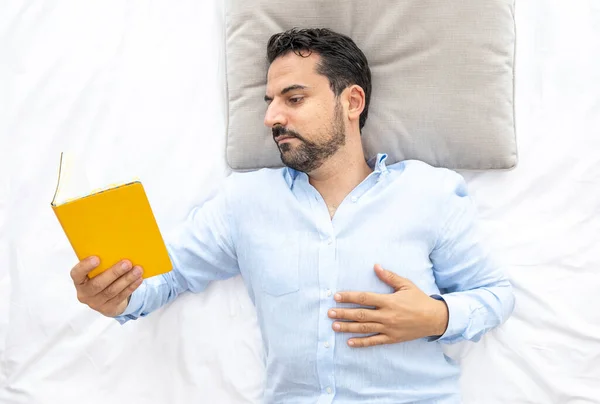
289, 96, 304, 105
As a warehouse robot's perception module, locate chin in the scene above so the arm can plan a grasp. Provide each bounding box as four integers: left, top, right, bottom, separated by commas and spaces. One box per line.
280, 154, 297, 169
278, 143, 293, 153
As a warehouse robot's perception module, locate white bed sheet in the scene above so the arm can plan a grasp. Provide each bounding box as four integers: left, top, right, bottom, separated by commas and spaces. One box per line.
1, 0, 599, 403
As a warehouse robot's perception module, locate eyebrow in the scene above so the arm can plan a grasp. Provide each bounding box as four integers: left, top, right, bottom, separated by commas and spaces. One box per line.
264, 84, 308, 102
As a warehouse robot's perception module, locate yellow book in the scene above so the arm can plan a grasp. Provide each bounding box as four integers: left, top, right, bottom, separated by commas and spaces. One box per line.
50, 152, 172, 279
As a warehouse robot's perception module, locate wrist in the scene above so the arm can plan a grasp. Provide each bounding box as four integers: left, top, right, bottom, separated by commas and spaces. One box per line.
429, 298, 449, 337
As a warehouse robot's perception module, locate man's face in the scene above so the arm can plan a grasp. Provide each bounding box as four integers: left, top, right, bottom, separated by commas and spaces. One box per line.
264, 52, 346, 173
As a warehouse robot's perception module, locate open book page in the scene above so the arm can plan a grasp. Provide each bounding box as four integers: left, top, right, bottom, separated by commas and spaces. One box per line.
51, 152, 138, 206
51, 152, 94, 206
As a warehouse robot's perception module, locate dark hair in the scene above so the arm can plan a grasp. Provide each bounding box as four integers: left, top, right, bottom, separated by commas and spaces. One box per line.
267, 28, 372, 131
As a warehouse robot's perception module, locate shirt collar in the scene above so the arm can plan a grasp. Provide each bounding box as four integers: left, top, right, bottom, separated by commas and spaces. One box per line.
284, 153, 389, 189
368, 153, 389, 174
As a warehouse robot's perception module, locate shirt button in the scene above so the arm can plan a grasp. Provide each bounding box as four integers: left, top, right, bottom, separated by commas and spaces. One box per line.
327, 238, 333, 245
324, 342, 330, 348
351, 196, 358, 203
326, 289, 332, 297
326, 387, 333, 394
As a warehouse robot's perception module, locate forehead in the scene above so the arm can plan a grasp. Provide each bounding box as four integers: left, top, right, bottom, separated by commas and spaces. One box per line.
266, 52, 326, 91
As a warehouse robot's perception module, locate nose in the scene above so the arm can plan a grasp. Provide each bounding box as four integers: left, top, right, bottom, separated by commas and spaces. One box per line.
264, 102, 288, 128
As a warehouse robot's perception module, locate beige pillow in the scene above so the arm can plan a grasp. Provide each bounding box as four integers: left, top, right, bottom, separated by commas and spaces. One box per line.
224, 0, 516, 170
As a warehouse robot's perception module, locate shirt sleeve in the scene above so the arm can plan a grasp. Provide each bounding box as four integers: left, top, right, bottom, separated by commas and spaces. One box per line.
113, 181, 240, 325
428, 171, 515, 343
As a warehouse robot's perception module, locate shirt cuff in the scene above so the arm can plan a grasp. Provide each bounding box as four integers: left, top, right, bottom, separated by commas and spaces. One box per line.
428, 293, 471, 343
113, 281, 147, 324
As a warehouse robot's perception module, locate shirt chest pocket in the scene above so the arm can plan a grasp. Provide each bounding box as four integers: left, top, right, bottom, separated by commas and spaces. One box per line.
250, 232, 300, 297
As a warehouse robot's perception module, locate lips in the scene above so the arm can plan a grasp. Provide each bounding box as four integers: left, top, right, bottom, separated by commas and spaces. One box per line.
275, 135, 295, 143
273, 126, 296, 143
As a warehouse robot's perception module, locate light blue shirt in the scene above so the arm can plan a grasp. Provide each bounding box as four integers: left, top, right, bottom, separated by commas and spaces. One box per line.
116, 154, 515, 404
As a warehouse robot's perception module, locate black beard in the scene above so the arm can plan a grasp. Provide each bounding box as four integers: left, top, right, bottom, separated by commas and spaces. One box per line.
273, 103, 346, 173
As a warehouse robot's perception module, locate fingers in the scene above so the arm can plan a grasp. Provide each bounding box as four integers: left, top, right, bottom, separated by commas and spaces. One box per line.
72, 256, 144, 317
70, 256, 100, 285
81, 266, 144, 317
102, 273, 144, 314
332, 321, 384, 335
328, 307, 383, 322
374, 264, 413, 291
347, 334, 392, 348
334, 291, 387, 308
96, 266, 144, 303
88, 260, 134, 294
78, 260, 133, 299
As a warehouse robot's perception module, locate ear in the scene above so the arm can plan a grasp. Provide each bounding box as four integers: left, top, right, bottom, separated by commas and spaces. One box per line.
344, 84, 365, 125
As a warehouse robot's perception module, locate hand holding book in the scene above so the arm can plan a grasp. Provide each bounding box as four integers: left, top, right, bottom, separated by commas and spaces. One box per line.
71, 256, 143, 317
51, 152, 173, 280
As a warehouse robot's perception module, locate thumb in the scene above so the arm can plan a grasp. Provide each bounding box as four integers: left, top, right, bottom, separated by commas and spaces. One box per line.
374, 264, 413, 291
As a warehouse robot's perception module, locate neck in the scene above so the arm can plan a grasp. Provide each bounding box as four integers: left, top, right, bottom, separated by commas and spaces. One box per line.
308, 136, 372, 211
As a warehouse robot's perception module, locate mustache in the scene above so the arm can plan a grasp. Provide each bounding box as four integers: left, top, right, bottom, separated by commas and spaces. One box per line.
272, 126, 303, 141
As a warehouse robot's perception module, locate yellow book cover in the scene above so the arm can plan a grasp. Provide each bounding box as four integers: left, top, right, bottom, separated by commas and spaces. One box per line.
50, 152, 172, 279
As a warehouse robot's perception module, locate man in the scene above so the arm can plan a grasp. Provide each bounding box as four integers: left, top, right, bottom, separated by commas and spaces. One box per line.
71, 28, 515, 403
